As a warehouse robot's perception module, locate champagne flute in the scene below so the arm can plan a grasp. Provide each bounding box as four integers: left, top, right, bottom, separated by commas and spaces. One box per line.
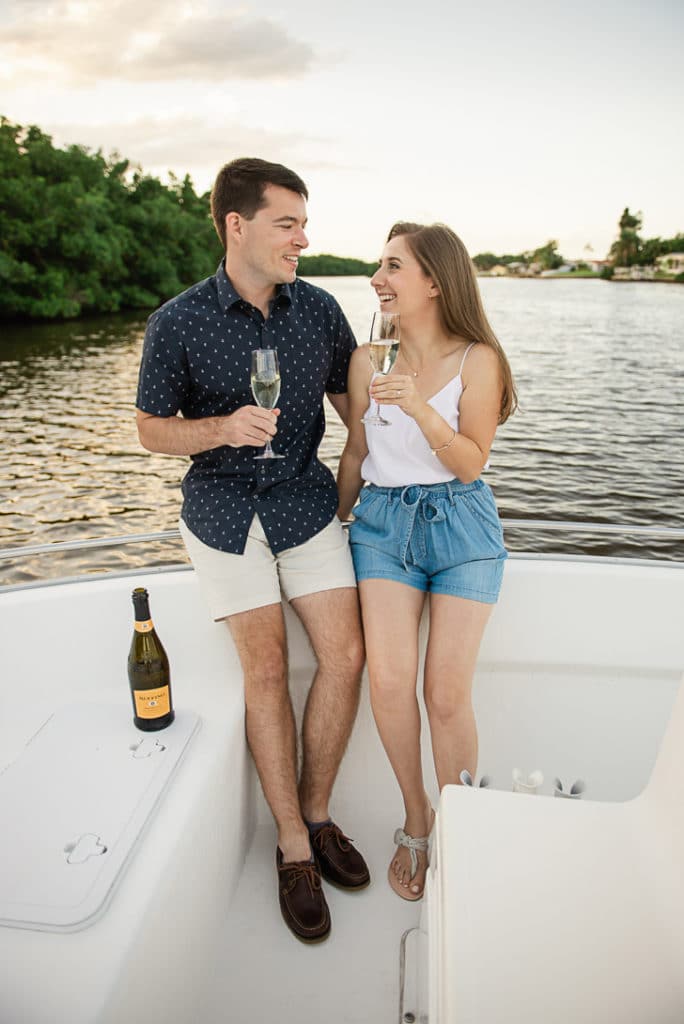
362, 311, 401, 426
250, 349, 284, 460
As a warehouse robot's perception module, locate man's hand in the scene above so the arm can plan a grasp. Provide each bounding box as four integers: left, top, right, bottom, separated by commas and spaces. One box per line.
135, 406, 280, 456
224, 406, 280, 448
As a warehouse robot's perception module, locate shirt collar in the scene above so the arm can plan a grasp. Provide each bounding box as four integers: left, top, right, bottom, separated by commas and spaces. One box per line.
215, 261, 293, 314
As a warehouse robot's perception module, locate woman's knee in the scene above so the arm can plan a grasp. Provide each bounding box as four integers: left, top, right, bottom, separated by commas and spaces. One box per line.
369, 668, 415, 709
424, 679, 472, 724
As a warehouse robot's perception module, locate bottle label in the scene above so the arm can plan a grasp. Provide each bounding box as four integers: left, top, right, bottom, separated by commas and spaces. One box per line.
134, 687, 171, 718
134, 619, 154, 633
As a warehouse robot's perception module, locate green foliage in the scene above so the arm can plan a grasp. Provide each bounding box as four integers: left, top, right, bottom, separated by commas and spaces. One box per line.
608, 207, 683, 268
639, 233, 684, 265
472, 252, 526, 270
600, 265, 614, 279
298, 253, 376, 276
609, 207, 643, 267
0, 117, 223, 320
527, 240, 563, 270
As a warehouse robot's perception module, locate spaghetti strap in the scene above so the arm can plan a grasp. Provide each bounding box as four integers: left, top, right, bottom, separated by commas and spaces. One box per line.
458, 342, 477, 376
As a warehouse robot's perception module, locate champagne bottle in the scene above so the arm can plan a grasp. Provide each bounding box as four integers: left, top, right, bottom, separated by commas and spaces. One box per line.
128, 587, 175, 731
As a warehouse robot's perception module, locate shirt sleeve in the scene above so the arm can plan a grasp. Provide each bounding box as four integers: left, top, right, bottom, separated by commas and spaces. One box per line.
325, 300, 357, 394
136, 308, 191, 416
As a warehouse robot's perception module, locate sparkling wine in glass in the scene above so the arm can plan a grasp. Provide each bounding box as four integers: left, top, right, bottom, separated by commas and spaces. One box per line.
362, 311, 401, 426
250, 349, 284, 459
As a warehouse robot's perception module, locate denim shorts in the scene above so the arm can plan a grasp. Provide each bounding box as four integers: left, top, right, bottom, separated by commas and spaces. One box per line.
349, 479, 507, 603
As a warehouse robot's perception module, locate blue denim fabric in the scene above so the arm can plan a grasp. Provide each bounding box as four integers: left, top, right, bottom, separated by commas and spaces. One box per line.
349, 479, 507, 603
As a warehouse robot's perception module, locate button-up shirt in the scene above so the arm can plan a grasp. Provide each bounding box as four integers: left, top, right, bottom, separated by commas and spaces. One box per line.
136, 262, 356, 554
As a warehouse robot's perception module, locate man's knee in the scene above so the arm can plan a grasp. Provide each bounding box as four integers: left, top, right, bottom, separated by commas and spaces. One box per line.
317, 625, 365, 682
242, 644, 289, 703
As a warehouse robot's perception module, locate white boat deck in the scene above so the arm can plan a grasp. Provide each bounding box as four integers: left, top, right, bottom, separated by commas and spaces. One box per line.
200, 820, 419, 1024
0, 556, 682, 1023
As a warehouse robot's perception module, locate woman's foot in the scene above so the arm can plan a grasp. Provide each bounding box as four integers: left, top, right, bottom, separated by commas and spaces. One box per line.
388, 800, 435, 900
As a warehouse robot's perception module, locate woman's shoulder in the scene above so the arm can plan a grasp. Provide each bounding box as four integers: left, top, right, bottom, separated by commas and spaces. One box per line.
460, 342, 503, 393
463, 341, 500, 372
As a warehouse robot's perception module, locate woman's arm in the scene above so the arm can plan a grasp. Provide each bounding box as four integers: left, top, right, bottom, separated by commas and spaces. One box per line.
336, 347, 372, 519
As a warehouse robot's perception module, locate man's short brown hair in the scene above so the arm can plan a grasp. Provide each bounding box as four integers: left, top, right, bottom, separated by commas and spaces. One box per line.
210, 158, 309, 248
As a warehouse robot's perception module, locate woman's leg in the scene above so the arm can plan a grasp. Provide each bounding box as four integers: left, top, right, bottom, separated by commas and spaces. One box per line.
358, 578, 432, 895
423, 593, 493, 790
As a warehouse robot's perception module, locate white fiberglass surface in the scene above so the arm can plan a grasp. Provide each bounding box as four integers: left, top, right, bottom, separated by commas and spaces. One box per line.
0, 559, 682, 1023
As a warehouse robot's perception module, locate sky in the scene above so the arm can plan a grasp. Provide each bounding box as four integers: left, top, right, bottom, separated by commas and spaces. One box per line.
2, 0, 683, 261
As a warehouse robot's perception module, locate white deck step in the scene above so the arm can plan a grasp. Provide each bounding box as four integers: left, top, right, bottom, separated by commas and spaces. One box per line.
200, 819, 420, 1024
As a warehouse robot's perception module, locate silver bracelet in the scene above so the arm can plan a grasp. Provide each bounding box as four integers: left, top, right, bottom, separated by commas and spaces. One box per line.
431, 429, 457, 456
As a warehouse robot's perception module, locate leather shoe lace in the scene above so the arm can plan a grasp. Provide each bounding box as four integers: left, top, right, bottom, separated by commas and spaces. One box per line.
311, 821, 370, 890
276, 848, 330, 943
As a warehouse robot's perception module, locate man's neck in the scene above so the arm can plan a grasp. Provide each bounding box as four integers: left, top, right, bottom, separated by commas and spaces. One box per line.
224, 257, 277, 318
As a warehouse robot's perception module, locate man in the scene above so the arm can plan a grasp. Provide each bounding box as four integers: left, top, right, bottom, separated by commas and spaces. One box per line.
136, 158, 368, 944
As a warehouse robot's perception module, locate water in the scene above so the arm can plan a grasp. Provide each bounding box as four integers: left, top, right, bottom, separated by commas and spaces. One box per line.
1, 277, 682, 583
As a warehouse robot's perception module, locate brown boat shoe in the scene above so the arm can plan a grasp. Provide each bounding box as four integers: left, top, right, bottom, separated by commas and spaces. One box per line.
310, 821, 371, 891
276, 848, 331, 943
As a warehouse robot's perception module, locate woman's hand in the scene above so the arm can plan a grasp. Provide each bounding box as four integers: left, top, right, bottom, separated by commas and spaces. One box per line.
370, 373, 425, 420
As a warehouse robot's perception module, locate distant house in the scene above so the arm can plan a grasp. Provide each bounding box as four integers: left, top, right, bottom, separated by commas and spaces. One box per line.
562, 258, 609, 273
540, 265, 573, 276
506, 261, 527, 275
588, 259, 610, 273
613, 265, 656, 281
656, 253, 684, 276
489, 264, 510, 277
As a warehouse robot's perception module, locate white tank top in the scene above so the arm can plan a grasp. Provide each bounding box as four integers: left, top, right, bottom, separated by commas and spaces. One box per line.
361, 342, 481, 487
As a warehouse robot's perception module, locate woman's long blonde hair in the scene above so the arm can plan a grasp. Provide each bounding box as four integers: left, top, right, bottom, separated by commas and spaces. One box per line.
388, 222, 517, 422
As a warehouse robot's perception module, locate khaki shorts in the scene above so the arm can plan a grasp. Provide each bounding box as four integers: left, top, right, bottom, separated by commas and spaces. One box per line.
179, 514, 357, 620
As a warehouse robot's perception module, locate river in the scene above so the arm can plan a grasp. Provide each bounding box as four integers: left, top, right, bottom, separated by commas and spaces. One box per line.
1, 277, 682, 584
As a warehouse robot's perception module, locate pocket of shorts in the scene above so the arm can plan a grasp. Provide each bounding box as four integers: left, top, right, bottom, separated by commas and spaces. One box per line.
461, 488, 503, 535
352, 488, 380, 523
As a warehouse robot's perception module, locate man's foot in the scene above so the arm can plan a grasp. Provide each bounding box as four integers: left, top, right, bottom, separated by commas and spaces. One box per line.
276, 847, 331, 943
308, 820, 371, 890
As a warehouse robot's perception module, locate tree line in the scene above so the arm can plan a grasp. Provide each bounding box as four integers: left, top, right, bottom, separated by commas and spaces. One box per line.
0, 117, 224, 320
1, 117, 682, 321
473, 214, 683, 277
607, 208, 683, 269
0, 118, 377, 322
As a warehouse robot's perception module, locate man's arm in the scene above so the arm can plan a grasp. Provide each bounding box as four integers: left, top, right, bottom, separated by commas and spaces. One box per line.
326, 391, 349, 428
136, 407, 280, 455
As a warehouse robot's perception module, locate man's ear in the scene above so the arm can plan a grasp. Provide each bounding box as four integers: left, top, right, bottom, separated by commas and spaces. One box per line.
224, 211, 242, 243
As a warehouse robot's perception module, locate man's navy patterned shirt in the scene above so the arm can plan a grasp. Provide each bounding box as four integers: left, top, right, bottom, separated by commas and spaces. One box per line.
136, 262, 356, 554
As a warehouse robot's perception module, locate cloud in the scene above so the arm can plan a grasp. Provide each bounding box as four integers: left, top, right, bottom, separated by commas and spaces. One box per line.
44, 114, 330, 190
1, 1, 316, 83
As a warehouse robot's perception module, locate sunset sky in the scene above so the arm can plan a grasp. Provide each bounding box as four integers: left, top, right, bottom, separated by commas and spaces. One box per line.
2, 0, 682, 260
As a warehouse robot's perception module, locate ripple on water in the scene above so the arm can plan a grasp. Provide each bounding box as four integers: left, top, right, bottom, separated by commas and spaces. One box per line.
1, 280, 683, 582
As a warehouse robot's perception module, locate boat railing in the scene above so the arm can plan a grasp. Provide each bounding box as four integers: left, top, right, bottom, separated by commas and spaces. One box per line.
1, 519, 684, 563
0, 520, 682, 593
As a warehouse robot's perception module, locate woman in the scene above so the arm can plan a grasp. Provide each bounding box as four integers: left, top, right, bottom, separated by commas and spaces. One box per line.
337, 222, 516, 900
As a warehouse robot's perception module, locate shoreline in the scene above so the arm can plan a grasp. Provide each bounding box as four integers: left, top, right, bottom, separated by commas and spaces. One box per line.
475, 274, 682, 284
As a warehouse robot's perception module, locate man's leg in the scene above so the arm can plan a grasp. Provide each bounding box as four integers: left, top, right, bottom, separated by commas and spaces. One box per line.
226, 603, 311, 864
289, 585, 369, 890
289, 587, 365, 822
